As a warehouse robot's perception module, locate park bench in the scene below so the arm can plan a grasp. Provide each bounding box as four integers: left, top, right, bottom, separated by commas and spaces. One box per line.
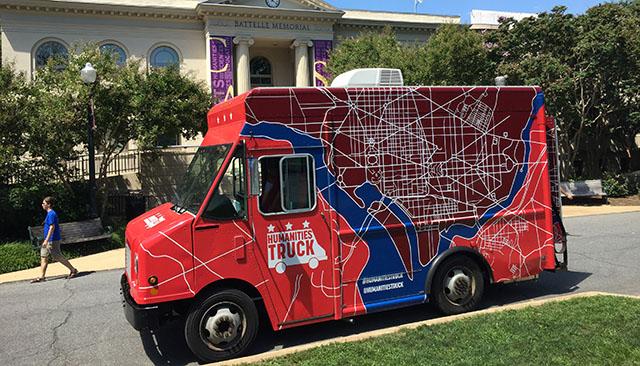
561, 179, 607, 200
27, 218, 113, 249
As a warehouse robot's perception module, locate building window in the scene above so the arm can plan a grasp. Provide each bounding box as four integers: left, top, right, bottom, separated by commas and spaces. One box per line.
157, 133, 179, 147
250, 57, 273, 87
149, 46, 180, 68
100, 43, 127, 66
259, 155, 315, 215
35, 40, 68, 70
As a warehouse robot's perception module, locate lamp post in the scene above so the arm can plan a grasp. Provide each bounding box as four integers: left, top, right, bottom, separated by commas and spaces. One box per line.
81, 63, 98, 218
414, 0, 423, 13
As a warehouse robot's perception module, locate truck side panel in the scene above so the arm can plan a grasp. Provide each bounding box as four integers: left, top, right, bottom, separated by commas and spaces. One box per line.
241, 86, 555, 322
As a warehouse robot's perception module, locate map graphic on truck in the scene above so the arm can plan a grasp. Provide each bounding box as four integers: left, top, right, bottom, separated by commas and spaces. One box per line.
266, 221, 327, 274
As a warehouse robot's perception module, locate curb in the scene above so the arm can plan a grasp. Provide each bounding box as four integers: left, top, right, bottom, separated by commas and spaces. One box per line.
215, 291, 640, 366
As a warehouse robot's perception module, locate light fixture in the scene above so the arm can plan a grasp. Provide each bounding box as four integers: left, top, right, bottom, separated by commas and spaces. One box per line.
148, 276, 158, 286
80, 63, 97, 84
80, 62, 98, 218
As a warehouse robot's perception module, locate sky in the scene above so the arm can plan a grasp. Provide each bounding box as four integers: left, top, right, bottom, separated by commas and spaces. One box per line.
326, 0, 619, 23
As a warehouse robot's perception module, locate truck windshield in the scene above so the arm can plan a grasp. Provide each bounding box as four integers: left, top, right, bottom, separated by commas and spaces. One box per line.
173, 144, 231, 214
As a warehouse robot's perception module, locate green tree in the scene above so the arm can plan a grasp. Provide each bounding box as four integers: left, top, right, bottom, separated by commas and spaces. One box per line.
486, 7, 579, 177
422, 24, 492, 85
134, 66, 210, 149
328, 25, 493, 87
4, 44, 211, 219
327, 28, 426, 86
487, 3, 640, 178
574, 1, 640, 175
0, 65, 30, 184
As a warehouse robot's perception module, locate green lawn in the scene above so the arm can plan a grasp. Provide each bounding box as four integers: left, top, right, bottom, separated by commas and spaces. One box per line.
253, 296, 640, 366
0, 225, 125, 274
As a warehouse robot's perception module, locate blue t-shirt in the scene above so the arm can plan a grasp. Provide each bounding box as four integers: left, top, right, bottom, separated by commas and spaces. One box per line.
44, 210, 61, 241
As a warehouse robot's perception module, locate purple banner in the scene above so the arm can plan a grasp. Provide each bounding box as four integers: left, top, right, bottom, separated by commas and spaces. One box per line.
313, 40, 333, 87
210, 36, 234, 103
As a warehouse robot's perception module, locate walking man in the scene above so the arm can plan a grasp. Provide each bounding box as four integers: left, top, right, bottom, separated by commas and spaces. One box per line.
31, 196, 78, 283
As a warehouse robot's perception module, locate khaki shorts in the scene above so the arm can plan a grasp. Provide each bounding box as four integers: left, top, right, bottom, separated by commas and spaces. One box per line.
40, 240, 63, 260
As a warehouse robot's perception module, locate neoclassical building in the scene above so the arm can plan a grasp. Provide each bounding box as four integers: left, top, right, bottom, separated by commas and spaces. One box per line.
1, 1, 460, 204
1, 0, 458, 100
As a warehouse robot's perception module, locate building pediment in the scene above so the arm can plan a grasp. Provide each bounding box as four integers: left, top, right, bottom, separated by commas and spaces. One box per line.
205, 0, 337, 12
197, 0, 343, 22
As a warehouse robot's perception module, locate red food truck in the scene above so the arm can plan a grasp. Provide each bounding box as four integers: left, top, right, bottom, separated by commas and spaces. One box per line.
121, 69, 567, 362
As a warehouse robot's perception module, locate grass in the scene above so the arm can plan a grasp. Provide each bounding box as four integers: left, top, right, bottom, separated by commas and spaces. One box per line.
0, 224, 125, 274
253, 296, 640, 366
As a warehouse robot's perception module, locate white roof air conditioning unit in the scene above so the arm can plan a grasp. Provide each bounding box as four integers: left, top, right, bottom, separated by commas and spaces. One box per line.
330, 68, 404, 88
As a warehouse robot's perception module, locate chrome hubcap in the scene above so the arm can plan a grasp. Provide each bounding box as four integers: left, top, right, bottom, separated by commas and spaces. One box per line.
201, 304, 245, 351
443, 268, 473, 304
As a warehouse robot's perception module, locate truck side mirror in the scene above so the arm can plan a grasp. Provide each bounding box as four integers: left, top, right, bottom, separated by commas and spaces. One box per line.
249, 158, 261, 196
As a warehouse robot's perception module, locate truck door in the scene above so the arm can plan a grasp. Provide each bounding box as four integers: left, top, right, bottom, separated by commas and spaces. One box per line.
251, 152, 337, 327
192, 144, 260, 289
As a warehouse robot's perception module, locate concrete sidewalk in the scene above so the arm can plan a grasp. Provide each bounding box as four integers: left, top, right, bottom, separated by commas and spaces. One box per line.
562, 205, 640, 217
1, 205, 639, 285
0, 248, 124, 284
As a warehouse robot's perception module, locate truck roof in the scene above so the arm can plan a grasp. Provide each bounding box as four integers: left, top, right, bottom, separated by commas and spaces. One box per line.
204, 85, 544, 146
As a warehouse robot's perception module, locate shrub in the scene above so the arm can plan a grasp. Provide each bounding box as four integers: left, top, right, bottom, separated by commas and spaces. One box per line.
0, 242, 40, 274
602, 174, 639, 197
0, 181, 89, 241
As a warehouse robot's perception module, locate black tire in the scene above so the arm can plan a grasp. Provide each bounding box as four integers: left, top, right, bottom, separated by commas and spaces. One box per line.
430, 256, 485, 315
184, 289, 258, 362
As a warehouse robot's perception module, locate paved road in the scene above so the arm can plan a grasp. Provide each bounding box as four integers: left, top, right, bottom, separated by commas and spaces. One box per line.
1, 212, 639, 365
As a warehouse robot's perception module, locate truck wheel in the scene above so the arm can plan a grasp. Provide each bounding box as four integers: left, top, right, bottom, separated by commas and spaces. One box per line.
431, 256, 485, 315
185, 289, 258, 362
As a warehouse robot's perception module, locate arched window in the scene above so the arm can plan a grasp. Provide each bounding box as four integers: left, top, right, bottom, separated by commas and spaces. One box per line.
250, 57, 273, 87
100, 43, 127, 66
149, 46, 180, 68
34, 40, 69, 70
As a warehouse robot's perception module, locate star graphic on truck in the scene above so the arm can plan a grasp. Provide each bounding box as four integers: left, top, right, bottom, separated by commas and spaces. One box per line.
267, 224, 275, 232
285, 222, 293, 230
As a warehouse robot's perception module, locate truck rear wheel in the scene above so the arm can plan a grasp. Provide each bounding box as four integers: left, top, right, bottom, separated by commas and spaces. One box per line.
431, 256, 485, 315
185, 289, 258, 362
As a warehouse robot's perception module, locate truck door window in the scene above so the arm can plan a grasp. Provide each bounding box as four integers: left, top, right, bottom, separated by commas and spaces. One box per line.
259, 155, 315, 215
259, 157, 281, 214
203, 145, 246, 220
281, 156, 315, 211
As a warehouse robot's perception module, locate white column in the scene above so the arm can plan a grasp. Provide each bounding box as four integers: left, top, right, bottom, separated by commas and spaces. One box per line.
292, 39, 313, 87
233, 36, 254, 95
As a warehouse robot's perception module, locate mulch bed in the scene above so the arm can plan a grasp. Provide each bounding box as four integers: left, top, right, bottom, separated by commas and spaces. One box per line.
607, 195, 640, 206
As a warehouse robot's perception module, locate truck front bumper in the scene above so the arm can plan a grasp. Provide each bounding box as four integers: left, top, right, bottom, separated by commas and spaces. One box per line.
120, 274, 168, 330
